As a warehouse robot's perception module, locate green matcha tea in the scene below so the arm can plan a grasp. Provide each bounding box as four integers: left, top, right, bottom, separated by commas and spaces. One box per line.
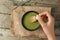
22, 11, 40, 31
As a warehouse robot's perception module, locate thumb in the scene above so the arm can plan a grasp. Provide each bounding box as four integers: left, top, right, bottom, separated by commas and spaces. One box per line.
36, 15, 46, 26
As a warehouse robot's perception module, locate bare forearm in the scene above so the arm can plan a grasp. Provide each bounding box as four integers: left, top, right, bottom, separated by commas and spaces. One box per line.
47, 32, 56, 40
47, 35, 56, 40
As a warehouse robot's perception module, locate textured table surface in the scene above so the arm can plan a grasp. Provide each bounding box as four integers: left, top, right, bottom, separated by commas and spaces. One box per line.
0, 0, 60, 40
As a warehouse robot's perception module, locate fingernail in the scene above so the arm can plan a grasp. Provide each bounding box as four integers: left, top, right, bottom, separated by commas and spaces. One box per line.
36, 15, 38, 20
39, 14, 41, 15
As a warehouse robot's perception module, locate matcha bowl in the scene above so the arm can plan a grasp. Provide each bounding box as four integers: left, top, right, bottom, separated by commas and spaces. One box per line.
22, 11, 40, 31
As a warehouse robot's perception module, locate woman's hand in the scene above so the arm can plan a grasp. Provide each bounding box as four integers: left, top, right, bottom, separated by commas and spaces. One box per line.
36, 12, 56, 40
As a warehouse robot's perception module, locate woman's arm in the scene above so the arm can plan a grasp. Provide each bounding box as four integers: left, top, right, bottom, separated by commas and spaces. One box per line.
36, 12, 56, 40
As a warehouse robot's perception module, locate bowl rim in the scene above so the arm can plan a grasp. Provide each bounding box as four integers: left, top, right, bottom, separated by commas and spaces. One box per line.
21, 11, 40, 31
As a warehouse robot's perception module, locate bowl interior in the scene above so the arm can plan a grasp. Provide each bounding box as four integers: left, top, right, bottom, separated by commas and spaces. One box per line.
22, 11, 40, 31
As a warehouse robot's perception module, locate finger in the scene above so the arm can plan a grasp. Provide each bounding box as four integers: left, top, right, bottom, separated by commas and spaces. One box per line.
40, 11, 53, 23
45, 12, 54, 23
41, 12, 55, 27
36, 14, 46, 26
